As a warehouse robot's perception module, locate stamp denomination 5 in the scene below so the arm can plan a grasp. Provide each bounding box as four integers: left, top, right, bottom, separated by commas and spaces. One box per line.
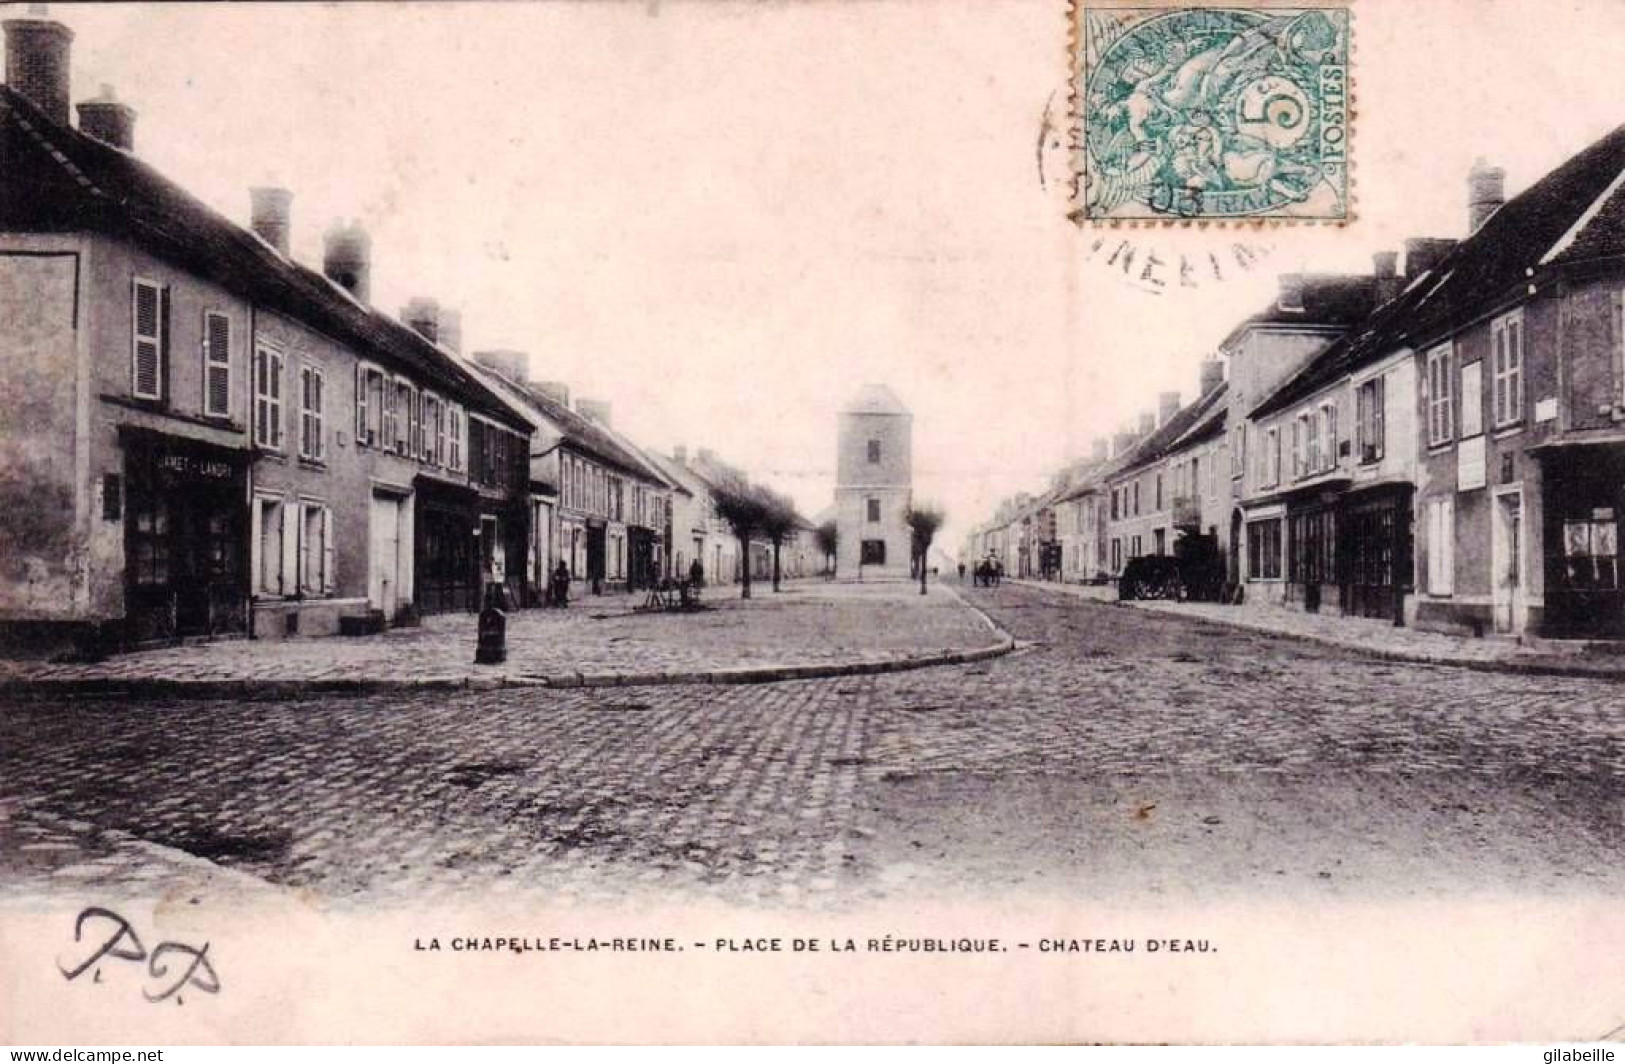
1073, 3, 1352, 224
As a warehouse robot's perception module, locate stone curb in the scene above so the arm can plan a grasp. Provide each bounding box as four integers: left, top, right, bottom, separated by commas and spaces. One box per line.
0, 637, 1017, 703
1003, 579, 1625, 682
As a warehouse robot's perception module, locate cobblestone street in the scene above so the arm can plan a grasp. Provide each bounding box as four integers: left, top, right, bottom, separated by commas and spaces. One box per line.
1, 581, 1620, 909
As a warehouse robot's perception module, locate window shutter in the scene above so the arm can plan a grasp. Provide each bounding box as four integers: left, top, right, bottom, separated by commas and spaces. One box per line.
132, 279, 162, 399
313, 370, 325, 460
203, 313, 230, 417
159, 286, 172, 401
249, 498, 263, 597
322, 507, 336, 594
279, 501, 298, 596
356, 364, 367, 442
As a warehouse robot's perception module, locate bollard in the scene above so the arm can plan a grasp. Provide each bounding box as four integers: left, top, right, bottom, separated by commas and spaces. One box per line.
476, 592, 507, 665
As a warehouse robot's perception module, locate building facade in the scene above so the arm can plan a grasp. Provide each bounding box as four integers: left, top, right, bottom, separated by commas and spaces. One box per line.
834, 384, 913, 579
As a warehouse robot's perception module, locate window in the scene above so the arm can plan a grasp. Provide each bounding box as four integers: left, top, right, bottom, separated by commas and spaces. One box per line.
1154, 474, 1163, 511
423, 394, 443, 465
255, 496, 285, 595
131, 278, 168, 401
128, 496, 171, 587
1305, 410, 1321, 474
867, 439, 881, 463
1266, 427, 1280, 486
355, 366, 385, 447
1291, 415, 1308, 479
1461, 360, 1483, 438
300, 503, 335, 595
1561, 518, 1618, 590
1132, 481, 1140, 515
202, 312, 230, 418
254, 343, 285, 450
1318, 402, 1338, 472
1357, 375, 1385, 463
1110, 538, 1122, 572
1427, 343, 1455, 446
1153, 528, 1166, 556
394, 380, 417, 456
1247, 518, 1283, 579
1231, 425, 1246, 477
1110, 489, 1119, 520
1491, 311, 1524, 427
1425, 497, 1455, 595
447, 404, 465, 472
1130, 534, 1143, 558
299, 365, 325, 461
867, 498, 881, 523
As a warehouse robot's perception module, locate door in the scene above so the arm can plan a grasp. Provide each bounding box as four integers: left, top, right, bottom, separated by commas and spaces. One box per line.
1494, 493, 1524, 634
370, 494, 402, 619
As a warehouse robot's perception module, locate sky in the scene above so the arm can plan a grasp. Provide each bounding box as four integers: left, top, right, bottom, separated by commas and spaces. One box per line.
34, 0, 1625, 553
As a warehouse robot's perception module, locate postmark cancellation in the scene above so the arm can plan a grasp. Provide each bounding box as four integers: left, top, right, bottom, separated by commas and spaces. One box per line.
1072, 2, 1351, 224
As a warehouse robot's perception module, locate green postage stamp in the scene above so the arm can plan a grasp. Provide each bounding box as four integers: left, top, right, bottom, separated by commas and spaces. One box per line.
1073, 3, 1351, 223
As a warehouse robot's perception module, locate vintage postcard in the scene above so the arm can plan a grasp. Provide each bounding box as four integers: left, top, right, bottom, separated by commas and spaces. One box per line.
1, 0, 1623, 1047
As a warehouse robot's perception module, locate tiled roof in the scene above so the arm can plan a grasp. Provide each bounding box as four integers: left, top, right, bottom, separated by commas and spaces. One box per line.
1217, 275, 1378, 352
840, 383, 909, 416
1254, 124, 1625, 420
508, 378, 674, 488
0, 84, 528, 433
1106, 382, 1229, 481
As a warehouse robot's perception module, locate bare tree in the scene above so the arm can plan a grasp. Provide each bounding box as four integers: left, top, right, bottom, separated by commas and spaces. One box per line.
905, 503, 946, 596
814, 519, 838, 577
709, 472, 771, 599
759, 489, 799, 593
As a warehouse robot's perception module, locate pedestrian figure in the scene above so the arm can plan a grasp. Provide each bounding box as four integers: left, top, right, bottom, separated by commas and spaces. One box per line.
550, 560, 571, 608
993, 560, 1003, 587
958, 562, 966, 583
689, 556, 705, 589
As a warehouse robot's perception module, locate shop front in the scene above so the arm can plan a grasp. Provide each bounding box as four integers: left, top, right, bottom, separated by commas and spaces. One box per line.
1537, 443, 1624, 638
120, 426, 249, 644
1284, 484, 1346, 614
415, 476, 479, 615
1338, 482, 1414, 622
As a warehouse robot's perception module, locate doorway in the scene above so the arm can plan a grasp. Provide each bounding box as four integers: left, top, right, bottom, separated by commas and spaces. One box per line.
1493, 490, 1524, 635
370, 493, 406, 621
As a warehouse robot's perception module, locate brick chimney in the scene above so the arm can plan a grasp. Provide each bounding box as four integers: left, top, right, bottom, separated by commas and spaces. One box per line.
249, 187, 292, 257
698, 447, 716, 464
576, 398, 612, 426
1090, 437, 1108, 462
4, 6, 72, 127
1372, 250, 1401, 304
401, 297, 440, 344
1158, 391, 1181, 425
1276, 273, 1306, 312
1404, 237, 1458, 280
533, 381, 571, 407
1111, 429, 1135, 457
438, 307, 462, 354
323, 221, 372, 303
75, 84, 134, 151
1467, 157, 1506, 235
1138, 410, 1156, 436
473, 349, 528, 383
1198, 357, 1224, 395
673, 445, 688, 464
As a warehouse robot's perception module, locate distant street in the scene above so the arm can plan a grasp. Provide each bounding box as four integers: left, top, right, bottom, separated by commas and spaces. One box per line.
1, 581, 1620, 906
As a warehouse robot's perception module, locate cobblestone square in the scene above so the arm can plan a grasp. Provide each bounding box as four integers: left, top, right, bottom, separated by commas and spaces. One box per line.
1, 581, 1619, 909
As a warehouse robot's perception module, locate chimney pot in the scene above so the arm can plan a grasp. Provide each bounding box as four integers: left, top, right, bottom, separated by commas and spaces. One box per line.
473, 349, 528, 383
322, 222, 372, 303
249, 187, 292, 257
576, 398, 612, 427
75, 83, 135, 151
1404, 237, 1459, 280
401, 296, 441, 344
1467, 157, 1506, 235
1276, 273, 1306, 312
1198, 357, 1224, 395
533, 381, 571, 407
5, 9, 72, 126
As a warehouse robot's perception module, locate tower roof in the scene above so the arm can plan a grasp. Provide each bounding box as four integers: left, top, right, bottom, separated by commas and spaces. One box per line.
841, 382, 909, 415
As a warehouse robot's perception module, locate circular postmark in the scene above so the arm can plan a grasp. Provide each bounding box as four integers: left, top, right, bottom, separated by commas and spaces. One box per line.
1081, 7, 1348, 221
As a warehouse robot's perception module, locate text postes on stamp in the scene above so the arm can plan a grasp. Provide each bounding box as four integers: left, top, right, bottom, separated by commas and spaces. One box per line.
1074, 5, 1351, 224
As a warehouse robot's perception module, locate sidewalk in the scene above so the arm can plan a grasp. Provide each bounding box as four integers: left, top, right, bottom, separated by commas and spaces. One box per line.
0, 579, 1013, 695
1007, 579, 1625, 680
